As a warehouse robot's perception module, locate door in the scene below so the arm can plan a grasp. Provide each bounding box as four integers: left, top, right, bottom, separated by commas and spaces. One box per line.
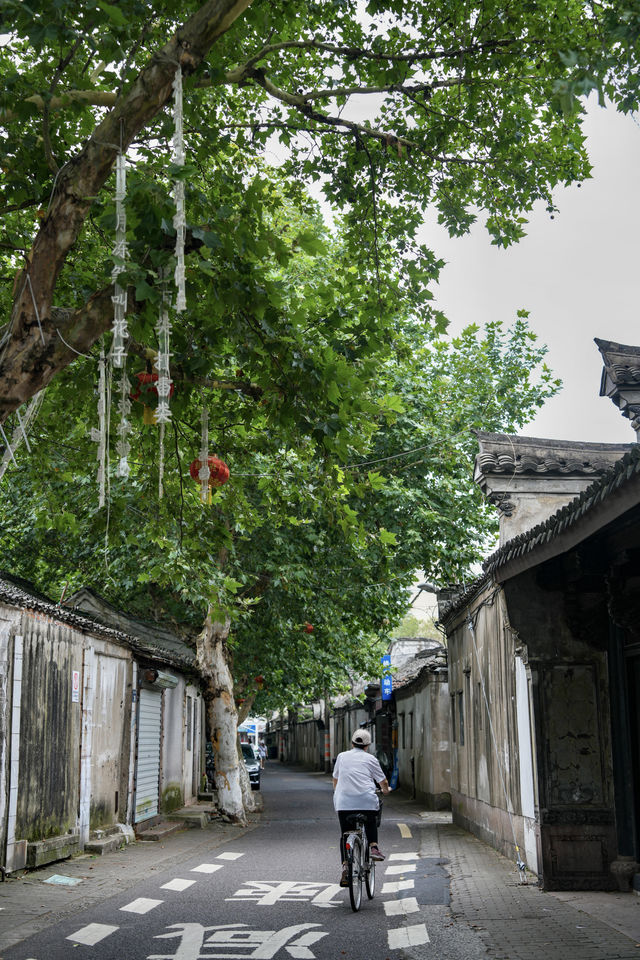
135, 686, 162, 823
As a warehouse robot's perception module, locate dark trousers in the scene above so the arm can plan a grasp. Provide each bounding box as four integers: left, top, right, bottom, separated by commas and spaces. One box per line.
338, 810, 378, 863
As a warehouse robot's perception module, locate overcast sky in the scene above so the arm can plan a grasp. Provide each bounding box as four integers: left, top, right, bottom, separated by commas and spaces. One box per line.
419, 100, 640, 446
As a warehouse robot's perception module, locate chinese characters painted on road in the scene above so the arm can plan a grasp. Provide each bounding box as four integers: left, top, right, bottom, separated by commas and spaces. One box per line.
149, 921, 328, 960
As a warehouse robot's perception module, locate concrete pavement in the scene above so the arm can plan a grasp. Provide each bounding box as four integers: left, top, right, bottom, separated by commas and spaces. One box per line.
1, 765, 639, 959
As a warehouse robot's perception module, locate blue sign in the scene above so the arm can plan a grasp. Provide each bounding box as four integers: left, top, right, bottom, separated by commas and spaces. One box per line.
381, 654, 392, 700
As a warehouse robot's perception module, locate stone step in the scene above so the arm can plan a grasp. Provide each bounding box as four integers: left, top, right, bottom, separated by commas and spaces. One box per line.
84, 835, 124, 856
167, 810, 209, 829
136, 821, 185, 842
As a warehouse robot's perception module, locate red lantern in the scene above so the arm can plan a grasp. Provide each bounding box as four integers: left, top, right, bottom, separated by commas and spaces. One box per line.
254, 675, 264, 689
189, 455, 230, 487
304, 622, 314, 634
130, 371, 175, 401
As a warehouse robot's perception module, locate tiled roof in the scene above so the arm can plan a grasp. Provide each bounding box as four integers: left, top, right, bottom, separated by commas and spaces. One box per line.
475, 432, 629, 477
482, 444, 640, 576
0, 573, 198, 671
439, 445, 640, 622
393, 645, 448, 693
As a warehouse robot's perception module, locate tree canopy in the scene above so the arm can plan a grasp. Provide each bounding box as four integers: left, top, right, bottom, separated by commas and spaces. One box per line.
7, 0, 630, 812
1, 0, 635, 415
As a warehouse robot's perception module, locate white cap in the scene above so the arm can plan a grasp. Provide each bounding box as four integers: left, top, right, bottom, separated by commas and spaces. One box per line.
352, 729, 372, 746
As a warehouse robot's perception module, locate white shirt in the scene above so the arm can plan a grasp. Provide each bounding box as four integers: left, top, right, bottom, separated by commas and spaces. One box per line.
332, 748, 386, 811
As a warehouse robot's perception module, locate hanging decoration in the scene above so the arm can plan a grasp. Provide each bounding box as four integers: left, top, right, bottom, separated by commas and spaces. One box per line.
155, 272, 173, 424
110, 152, 128, 367
0, 391, 45, 483
91, 343, 108, 504
197, 404, 209, 504
172, 64, 186, 313
303, 622, 314, 634
188, 454, 230, 488
115, 368, 132, 479
130, 370, 175, 425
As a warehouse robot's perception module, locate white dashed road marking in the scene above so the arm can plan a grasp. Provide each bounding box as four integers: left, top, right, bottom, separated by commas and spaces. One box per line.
66, 923, 119, 946
381, 879, 415, 894
383, 897, 420, 917
389, 852, 419, 861
191, 863, 223, 874
216, 852, 244, 861
387, 923, 430, 949
385, 863, 417, 875
120, 898, 163, 914
397, 823, 413, 838
161, 878, 196, 891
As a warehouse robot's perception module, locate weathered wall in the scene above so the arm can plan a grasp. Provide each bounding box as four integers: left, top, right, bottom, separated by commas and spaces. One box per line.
445, 584, 536, 871
396, 673, 450, 809
89, 646, 132, 829
160, 676, 203, 810
16, 615, 83, 842
290, 717, 323, 769
0, 607, 18, 865
504, 571, 617, 890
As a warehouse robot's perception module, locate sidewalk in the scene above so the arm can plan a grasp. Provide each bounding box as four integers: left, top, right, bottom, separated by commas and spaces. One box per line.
407, 803, 640, 960
0, 815, 259, 953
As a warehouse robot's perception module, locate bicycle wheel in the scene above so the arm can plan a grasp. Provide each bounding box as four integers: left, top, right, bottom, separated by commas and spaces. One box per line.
348, 836, 363, 911
365, 852, 375, 899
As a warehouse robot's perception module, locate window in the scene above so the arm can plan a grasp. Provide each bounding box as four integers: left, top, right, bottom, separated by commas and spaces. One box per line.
408, 712, 414, 750
400, 713, 406, 749
458, 690, 464, 746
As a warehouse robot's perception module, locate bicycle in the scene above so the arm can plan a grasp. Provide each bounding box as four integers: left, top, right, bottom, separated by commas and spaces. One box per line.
342, 799, 382, 912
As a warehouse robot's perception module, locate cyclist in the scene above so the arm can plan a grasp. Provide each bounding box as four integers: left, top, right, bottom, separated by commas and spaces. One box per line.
332, 728, 391, 887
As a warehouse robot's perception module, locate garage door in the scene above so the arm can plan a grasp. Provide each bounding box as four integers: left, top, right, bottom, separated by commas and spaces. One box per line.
135, 687, 162, 822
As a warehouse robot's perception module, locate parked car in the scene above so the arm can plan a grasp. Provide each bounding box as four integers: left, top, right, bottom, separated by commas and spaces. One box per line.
205, 741, 261, 791
242, 742, 261, 790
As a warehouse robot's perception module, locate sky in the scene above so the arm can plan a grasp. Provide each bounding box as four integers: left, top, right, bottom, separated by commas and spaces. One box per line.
419, 100, 640, 445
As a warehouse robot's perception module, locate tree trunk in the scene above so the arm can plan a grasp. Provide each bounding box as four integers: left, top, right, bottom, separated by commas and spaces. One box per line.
237, 736, 259, 813
197, 608, 245, 823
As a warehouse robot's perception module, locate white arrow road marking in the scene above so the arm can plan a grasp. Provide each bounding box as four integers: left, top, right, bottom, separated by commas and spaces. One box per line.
120, 897, 163, 914
397, 823, 412, 838
388, 923, 430, 949
381, 879, 415, 894
66, 923, 119, 945
383, 897, 420, 916
161, 878, 196, 891
191, 863, 223, 873
389, 852, 419, 861
385, 863, 417, 875
216, 852, 244, 860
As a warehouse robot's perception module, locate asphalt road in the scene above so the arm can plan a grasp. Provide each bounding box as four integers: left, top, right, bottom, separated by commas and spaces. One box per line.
3, 764, 483, 960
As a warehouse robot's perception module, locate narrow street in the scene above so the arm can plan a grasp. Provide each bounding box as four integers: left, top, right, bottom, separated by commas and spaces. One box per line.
0, 765, 479, 960
2, 765, 640, 960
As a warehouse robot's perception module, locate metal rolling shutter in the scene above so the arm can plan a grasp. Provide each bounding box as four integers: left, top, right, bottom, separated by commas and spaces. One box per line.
135, 687, 162, 822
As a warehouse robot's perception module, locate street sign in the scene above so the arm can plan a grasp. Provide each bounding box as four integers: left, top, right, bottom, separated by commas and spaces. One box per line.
381, 655, 392, 701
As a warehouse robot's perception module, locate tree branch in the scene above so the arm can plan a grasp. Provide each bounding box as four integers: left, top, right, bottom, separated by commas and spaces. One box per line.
236, 36, 518, 70
1, 0, 254, 423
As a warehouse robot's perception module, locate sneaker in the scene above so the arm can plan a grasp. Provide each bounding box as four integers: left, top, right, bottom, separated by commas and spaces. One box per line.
370, 845, 385, 861
340, 864, 349, 887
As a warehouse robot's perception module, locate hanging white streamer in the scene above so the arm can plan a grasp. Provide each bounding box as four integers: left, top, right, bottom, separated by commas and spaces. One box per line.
115, 369, 132, 478
199, 404, 210, 504
90, 344, 108, 506
0, 392, 45, 482
158, 421, 165, 500
155, 272, 172, 424
111, 153, 128, 367
172, 64, 186, 313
